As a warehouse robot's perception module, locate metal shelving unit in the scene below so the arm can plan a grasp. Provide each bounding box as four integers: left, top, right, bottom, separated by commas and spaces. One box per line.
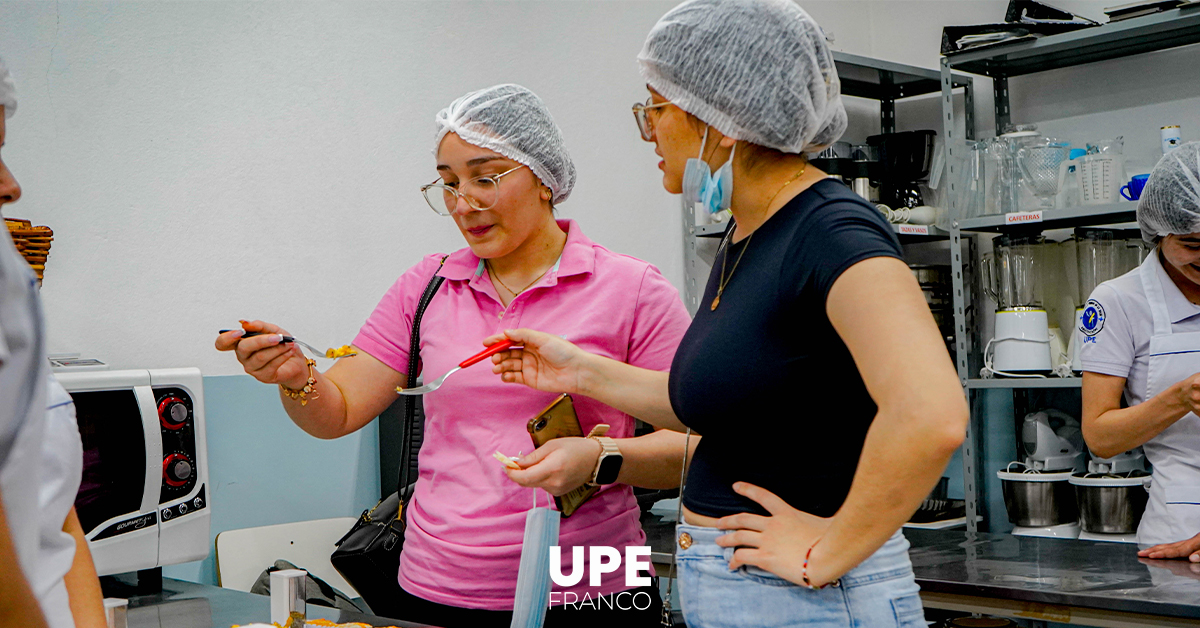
944, 4, 1200, 132
966, 378, 1082, 390
940, 9, 1200, 533
694, 221, 950, 240
956, 202, 1137, 232
680, 53, 974, 313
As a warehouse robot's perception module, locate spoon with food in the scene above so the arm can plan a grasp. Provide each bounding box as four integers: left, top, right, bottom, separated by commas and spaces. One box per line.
217, 330, 357, 360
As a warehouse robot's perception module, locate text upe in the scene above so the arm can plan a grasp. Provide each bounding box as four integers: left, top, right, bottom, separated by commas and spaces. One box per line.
549, 546, 652, 587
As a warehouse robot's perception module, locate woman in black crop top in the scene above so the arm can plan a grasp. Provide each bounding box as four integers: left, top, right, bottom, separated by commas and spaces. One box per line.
487, 1, 966, 626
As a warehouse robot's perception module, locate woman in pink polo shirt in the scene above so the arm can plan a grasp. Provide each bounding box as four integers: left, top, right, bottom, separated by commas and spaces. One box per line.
216, 84, 691, 627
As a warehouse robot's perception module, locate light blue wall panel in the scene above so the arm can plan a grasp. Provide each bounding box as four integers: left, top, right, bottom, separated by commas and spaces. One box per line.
162, 374, 380, 585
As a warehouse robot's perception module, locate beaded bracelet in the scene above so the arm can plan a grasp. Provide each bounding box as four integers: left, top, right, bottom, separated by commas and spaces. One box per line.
802, 537, 840, 590
279, 358, 319, 406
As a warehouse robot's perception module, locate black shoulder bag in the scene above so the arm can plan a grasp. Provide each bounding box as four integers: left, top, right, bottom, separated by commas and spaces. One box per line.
331, 258, 446, 612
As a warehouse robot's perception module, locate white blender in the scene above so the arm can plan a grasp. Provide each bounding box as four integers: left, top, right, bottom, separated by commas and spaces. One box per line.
1070, 229, 1120, 373
997, 410, 1085, 539
1071, 449, 1151, 543
983, 234, 1053, 377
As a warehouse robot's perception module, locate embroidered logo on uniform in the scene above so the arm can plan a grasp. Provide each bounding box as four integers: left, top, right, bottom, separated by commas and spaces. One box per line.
1080, 299, 1105, 337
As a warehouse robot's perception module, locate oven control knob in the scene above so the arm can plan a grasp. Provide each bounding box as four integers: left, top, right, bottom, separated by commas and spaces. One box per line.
163, 453, 193, 487
158, 397, 189, 430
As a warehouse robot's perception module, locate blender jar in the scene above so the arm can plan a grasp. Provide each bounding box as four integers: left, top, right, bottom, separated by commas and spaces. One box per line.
983, 234, 1046, 310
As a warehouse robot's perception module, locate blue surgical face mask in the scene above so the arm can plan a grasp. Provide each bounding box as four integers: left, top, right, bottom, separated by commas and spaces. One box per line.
511, 490, 560, 628
682, 125, 735, 215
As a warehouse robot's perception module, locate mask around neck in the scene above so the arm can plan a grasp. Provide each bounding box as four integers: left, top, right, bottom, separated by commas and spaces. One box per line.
510, 491, 561, 628
682, 125, 734, 215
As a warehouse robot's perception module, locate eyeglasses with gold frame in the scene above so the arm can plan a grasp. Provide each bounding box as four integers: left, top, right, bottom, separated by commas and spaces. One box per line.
420, 164, 528, 216
631, 98, 672, 142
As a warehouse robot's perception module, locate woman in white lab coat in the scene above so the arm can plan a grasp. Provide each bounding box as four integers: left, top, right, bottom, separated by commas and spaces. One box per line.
1081, 141, 1200, 559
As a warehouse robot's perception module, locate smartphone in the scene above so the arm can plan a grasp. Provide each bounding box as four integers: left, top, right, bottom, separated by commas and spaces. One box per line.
527, 394, 600, 517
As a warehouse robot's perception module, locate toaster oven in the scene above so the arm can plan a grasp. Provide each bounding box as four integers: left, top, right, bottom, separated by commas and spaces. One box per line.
56, 368, 210, 576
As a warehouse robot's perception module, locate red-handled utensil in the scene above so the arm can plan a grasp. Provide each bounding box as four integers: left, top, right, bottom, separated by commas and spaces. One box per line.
395, 339, 516, 395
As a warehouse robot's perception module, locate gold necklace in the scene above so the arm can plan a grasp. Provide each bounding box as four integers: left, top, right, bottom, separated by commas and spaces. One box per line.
486, 259, 551, 297
711, 162, 807, 311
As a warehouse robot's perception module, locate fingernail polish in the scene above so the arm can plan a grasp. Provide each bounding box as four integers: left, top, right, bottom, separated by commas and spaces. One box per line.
229, 329, 245, 339
273, 334, 285, 344
239, 319, 249, 325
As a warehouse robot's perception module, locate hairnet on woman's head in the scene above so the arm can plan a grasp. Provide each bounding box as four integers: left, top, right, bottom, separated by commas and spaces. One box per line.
0, 57, 16, 119
1138, 142, 1200, 243
434, 84, 576, 205
637, 0, 846, 154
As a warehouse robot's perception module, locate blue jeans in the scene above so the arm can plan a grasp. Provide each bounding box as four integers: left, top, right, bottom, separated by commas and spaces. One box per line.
675, 524, 925, 628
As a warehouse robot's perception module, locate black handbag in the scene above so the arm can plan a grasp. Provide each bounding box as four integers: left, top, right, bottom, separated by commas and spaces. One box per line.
331, 258, 446, 613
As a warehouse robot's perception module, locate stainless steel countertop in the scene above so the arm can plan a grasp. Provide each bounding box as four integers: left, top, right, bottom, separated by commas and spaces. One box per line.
908, 529, 1200, 619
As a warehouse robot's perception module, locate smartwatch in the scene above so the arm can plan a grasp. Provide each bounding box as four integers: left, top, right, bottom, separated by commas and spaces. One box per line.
588, 436, 623, 486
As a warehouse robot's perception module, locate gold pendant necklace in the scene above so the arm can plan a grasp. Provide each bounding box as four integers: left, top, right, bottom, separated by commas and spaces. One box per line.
711, 162, 807, 311
486, 260, 550, 297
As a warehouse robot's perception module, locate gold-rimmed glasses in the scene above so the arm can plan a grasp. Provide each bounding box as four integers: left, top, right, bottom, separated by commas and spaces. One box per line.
420, 164, 528, 216
632, 98, 672, 141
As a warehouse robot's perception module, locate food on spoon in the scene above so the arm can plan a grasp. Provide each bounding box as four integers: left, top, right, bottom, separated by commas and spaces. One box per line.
325, 345, 357, 359
493, 451, 522, 470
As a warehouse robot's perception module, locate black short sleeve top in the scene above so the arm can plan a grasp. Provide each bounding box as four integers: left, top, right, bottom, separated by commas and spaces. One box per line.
668, 179, 904, 518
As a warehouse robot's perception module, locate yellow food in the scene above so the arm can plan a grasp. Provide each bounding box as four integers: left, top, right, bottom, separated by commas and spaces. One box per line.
324, 345, 357, 359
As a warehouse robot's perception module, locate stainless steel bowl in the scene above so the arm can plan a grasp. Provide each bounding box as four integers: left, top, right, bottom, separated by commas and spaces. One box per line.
1070, 473, 1150, 534
998, 470, 1078, 527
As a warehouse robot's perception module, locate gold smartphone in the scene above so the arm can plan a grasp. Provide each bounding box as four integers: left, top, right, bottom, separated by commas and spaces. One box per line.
527, 394, 600, 517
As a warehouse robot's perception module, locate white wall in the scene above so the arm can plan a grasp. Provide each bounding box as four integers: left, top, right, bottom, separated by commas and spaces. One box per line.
2, 0, 690, 375
2, 0, 1138, 375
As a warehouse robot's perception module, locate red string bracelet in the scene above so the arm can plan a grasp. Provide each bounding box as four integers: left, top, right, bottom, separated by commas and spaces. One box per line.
802, 537, 840, 590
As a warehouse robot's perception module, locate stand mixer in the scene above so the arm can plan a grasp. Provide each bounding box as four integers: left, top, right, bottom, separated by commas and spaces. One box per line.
982, 234, 1053, 377
1021, 410, 1085, 472
1071, 448, 1150, 543
997, 409, 1084, 538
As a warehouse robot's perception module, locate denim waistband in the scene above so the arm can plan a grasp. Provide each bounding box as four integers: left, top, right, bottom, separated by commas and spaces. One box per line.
674, 523, 913, 588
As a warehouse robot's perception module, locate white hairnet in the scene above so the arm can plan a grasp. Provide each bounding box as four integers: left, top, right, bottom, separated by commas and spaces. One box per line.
637, 0, 846, 154
1137, 142, 1200, 243
0, 57, 15, 119
434, 84, 576, 205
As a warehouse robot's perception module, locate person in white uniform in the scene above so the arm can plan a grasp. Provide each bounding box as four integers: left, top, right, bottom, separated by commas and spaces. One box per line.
36, 377, 105, 628
0, 55, 53, 628
1081, 141, 1200, 559
0, 56, 104, 628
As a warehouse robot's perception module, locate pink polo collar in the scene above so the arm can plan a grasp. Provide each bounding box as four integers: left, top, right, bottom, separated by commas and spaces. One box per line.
436, 218, 596, 284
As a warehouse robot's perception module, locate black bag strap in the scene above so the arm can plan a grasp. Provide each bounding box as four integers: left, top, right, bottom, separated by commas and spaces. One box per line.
397, 256, 448, 501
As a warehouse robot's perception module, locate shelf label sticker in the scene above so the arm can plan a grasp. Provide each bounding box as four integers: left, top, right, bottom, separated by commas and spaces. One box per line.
1005, 210, 1043, 225
896, 224, 930, 235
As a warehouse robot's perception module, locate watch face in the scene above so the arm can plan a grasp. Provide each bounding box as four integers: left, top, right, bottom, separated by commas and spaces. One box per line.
596, 454, 623, 485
